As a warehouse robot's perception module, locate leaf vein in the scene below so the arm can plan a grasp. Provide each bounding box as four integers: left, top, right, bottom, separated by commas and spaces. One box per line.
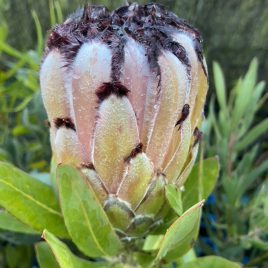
74, 188, 107, 256
0, 178, 62, 217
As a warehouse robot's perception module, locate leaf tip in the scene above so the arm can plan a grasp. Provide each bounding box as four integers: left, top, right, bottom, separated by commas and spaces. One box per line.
41, 229, 47, 240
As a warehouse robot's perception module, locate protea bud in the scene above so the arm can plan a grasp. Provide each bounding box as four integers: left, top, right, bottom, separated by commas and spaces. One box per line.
40, 3, 208, 237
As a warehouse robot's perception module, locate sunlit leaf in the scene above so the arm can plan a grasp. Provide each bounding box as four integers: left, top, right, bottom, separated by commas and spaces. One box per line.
143, 235, 164, 251
0, 162, 68, 237
57, 165, 122, 257
134, 253, 155, 268
42, 230, 106, 268
178, 256, 241, 268
0, 210, 38, 234
35, 242, 59, 268
155, 200, 204, 262
165, 184, 183, 215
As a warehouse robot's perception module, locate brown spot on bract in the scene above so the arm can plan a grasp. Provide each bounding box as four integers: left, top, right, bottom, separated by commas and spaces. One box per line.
124, 143, 143, 162
176, 104, 190, 127
80, 162, 95, 170
96, 82, 129, 102
156, 170, 166, 177
54, 117, 76, 131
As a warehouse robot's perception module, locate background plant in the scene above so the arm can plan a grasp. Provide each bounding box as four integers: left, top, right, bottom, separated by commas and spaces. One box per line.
201, 59, 268, 267
0, 7, 49, 171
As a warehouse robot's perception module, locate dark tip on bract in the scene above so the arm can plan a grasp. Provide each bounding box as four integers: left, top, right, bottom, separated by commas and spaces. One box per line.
124, 143, 143, 162
54, 117, 76, 131
156, 170, 166, 177
96, 82, 129, 101
43, 3, 205, 73
176, 104, 190, 127
81, 162, 95, 170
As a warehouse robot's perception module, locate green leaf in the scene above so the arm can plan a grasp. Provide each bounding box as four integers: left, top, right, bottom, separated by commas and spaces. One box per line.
176, 249, 197, 265
155, 200, 204, 262
50, 156, 58, 195
57, 165, 122, 257
31, 10, 43, 56
0, 162, 68, 238
241, 236, 268, 251
0, 210, 38, 234
236, 159, 268, 201
250, 180, 268, 234
143, 235, 164, 251
165, 184, 183, 215
49, 0, 56, 25
232, 58, 258, 126
54, 1, 63, 23
178, 256, 241, 268
213, 62, 228, 116
235, 119, 268, 151
0, 41, 25, 60
208, 97, 222, 140
238, 81, 266, 138
182, 157, 219, 211
0, 24, 8, 41
35, 242, 59, 268
134, 253, 155, 268
13, 95, 33, 112
42, 230, 106, 268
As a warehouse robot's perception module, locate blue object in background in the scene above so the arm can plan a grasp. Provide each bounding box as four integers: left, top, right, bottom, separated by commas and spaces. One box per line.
206, 194, 216, 205
242, 256, 250, 265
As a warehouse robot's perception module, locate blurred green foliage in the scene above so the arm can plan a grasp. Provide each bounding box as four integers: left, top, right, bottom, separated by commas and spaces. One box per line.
202, 59, 268, 267
0, 1, 63, 171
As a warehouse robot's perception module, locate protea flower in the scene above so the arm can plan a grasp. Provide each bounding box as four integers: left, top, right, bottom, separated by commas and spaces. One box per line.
40, 3, 208, 237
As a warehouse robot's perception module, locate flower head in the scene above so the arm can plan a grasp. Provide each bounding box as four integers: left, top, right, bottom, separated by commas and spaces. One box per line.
40, 3, 208, 236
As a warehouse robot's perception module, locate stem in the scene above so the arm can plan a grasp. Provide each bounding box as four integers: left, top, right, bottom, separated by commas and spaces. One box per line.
225, 133, 237, 238
227, 133, 236, 180
198, 141, 204, 202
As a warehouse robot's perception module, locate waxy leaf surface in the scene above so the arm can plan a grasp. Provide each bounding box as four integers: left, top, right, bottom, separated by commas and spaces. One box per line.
57, 165, 122, 257
0, 162, 68, 237
42, 230, 105, 268
182, 157, 219, 211
155, 200, 204, 261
